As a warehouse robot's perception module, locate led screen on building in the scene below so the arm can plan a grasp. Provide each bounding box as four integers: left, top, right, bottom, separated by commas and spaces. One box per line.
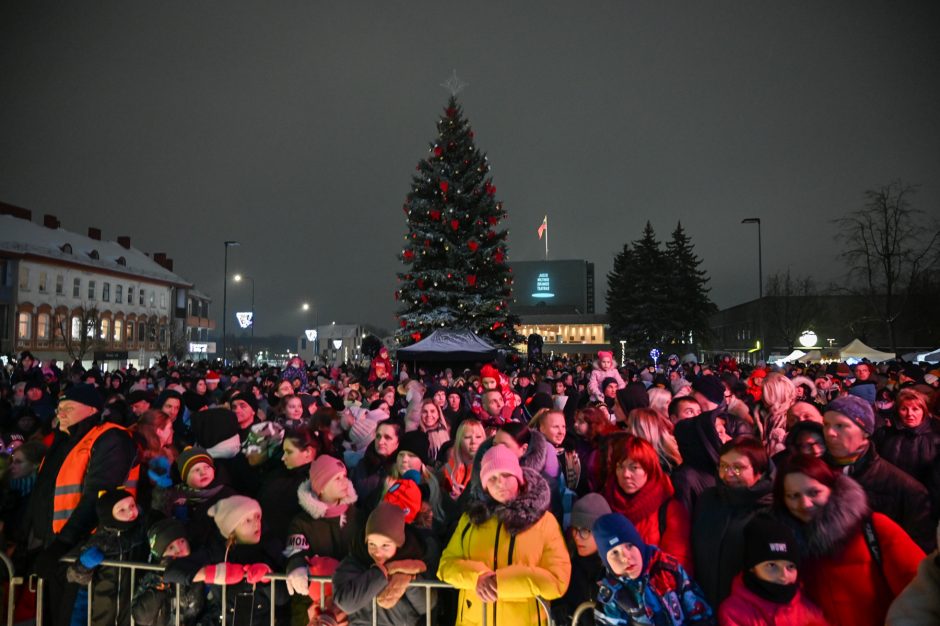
510, 260, 594, 314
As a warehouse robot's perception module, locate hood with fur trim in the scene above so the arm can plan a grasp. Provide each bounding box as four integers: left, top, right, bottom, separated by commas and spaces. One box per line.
782, 473, 869, 559
467, 467, 551, 535
297, 479, 357, 519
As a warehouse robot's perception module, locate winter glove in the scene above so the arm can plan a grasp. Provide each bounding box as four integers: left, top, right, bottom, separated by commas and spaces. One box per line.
148, 456, 173, 488
306, 555, 341, 576
201, 562, 245, 586
384, 559, 426, 576
310, 604, 348, 626
286, 566, 309, 596
31, 540, 71, 580
78, 546, 106, 569
376, 572, 414, 609
245, 563, 272, 585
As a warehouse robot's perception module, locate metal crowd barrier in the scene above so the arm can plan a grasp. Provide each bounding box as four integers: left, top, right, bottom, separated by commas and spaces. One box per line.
27, 558, 555, 626
0, 551, 21, 626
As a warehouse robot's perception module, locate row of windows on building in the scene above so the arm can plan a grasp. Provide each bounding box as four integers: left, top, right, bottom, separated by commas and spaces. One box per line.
517, 324, 606, 343
16, 311, 167, 345
18, 267, 166, 309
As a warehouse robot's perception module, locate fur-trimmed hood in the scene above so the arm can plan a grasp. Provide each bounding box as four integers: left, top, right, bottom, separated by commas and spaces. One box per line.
297, 479, 358, 519
466, 467, 551, 535
781, 473, 870, 559
521, 429, 552, 472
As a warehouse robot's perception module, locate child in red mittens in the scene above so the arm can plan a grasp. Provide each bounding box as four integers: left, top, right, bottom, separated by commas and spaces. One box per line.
163, 495, 286, 626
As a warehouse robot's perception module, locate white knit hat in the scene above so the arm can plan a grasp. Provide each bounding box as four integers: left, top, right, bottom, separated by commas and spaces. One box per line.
208, 495, 260, 538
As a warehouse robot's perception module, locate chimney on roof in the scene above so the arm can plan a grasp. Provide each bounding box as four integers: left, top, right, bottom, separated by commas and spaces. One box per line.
0, 202, 32, 221
117, 236, 131, 249
88, 227, 101, 240
43, 214, 61, 229
153, 252, 167, 267
164, 258, 174, 271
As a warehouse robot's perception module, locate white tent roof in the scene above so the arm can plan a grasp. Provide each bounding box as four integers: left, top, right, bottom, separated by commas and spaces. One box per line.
839, 338, 895, 362
798, 350, 822, 363
916, 348, 940, 363
776, 349, 806, 364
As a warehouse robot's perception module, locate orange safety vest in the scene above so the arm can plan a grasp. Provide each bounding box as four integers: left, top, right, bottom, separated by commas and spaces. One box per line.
50, 422, 139, 534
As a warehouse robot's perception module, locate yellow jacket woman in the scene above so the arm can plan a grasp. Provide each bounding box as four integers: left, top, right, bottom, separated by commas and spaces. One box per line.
438, 444, 571, 626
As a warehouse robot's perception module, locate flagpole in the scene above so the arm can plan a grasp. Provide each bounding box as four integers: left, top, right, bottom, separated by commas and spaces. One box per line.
544, 215, 549, 260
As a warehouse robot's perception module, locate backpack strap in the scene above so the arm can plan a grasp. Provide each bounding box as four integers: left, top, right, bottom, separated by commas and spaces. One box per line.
861, 516, 882, 568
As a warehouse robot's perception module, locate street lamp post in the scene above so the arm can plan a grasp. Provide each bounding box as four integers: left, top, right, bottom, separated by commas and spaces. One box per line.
222, 241, 239, 365
234, 274, 255, 364
741, 219, 763, 363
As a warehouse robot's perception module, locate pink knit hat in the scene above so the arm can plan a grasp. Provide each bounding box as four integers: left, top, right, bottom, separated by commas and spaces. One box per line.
480, 445, 524, 486
597, 351, 613, 360
207, 495, 260, 538
309, 455, 346, 495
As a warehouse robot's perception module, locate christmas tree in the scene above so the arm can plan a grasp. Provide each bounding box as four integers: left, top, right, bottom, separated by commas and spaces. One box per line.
664, 222, 715, 349
395, 96, 520, 347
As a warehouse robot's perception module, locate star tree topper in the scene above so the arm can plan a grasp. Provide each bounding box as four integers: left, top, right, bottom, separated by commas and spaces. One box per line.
440, 70, 468, 96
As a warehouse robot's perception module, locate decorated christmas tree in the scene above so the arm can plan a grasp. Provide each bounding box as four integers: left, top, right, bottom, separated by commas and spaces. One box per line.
395, 95, 520, 347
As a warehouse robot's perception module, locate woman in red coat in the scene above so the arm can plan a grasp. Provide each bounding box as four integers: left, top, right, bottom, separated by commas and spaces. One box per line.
602, 434, 693, 572
772, 455, 923, 626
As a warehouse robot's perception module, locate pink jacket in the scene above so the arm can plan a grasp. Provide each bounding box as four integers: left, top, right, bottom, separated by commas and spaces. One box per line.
588, 367, 625, 401
718, 574, 830, 626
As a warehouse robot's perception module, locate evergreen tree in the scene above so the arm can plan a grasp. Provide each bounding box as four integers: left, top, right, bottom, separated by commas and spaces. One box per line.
606, 222, 670, 354
664, 222, 716, 349
395, 96, 520, 347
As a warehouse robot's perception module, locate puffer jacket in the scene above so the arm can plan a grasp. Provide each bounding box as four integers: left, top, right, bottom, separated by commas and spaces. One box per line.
826, 445, 936, 552
692, 473, 773, 607
873, 419, 940, 515
717, 574, 829, 626
438, 467, 571, 626
775, 474, 923, 626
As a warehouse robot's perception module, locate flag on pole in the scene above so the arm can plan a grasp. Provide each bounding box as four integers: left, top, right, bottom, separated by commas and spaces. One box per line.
537, 215, 547, 239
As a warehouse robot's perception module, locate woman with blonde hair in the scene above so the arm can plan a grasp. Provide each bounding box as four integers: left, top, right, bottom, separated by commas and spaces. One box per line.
440, 418, 485, 499
646, 387, 673, 417
417, 398, 450, 464
756, 373, 796, 455
625, 407, 682, 472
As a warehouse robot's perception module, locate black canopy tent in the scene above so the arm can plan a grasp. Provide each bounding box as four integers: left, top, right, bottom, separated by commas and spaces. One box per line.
396, 329, 499, 362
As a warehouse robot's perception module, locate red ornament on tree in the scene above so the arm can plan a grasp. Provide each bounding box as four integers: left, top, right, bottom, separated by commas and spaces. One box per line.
417, 279, 425, 289
439, 181, 449, 193
486, 230, 496, 240
467, 275, 477, 287
493, 249, 505, 263
429, 209, 441, 221
402, 204, 409, 214
446, 107, 456, 116
434, 146, 443, 157
421, 294, 430, 304
424, 239, 431, 248
484, 182, 496, 195
400, 319, 407, 328
450, 219, 459, 231
468, 241, 479, 252
403, 250, 414, 262
487, 216, 498, 225
491, 321, 503, 330
411, 332, 422, 342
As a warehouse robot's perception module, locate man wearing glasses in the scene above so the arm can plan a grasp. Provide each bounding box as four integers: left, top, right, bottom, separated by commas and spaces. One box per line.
25, 383, 139, 625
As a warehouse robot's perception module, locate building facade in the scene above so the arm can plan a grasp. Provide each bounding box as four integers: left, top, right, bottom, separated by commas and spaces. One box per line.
0, 204, 212, 369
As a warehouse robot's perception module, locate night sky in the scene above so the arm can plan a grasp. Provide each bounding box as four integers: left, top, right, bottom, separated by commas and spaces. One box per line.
2, 2, 938, 338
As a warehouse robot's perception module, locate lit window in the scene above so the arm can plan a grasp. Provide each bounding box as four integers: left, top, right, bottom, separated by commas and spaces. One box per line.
126, 321, 135, 343
100, 318, 110, 341
113, 319, 123, 342
17, 312, 31, 339
71, 316, 82, 340
37, 313, 50, 340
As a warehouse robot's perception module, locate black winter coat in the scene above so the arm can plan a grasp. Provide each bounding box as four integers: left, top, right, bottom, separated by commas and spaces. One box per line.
258, 462, 310, 543
826, 445, 937, 552
691, 473, 773, 607
873, 418, 940, 516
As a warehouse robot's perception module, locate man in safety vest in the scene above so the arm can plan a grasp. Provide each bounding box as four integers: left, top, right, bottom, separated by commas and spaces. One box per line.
26, 383, 139, 624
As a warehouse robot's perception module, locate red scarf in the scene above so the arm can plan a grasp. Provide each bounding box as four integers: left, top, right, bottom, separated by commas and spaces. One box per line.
603, 473, 673, 523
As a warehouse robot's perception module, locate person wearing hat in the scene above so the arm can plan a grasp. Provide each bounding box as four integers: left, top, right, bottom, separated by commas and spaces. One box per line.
332, 502, 433, 626
438, 444, 571, 626
592, 512, 712, 625
552, 493, 613, 624
66, 488, 148, 625
823, 395, 936, 552
717, 514, 828, 625
163, 447, 235, 545
132, 519, 205, 626
25, 383, 140, 625
773, 455, 922, 626
283, 454, 360, 623
588, 351, 625, 403
165, 495, 283, 626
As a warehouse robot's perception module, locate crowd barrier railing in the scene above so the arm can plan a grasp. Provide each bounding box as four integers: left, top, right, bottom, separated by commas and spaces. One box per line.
0, 551, 21, 626
28, 558, 556, 626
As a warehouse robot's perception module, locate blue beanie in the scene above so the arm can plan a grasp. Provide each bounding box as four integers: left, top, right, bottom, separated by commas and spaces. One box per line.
592, 513, 653, 574
847, 383, 876, 406
827, 394, 875, 435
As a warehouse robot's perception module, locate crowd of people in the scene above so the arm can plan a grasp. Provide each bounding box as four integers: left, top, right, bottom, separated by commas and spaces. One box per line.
1, 347, 939, 626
